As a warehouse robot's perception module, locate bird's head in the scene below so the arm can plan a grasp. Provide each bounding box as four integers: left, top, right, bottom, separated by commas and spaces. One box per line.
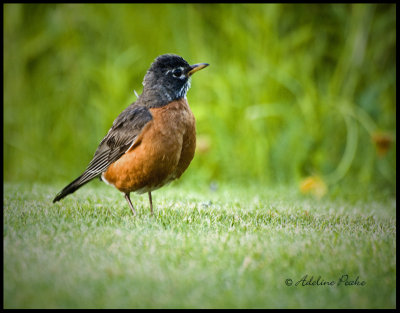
142, 54, 209, 101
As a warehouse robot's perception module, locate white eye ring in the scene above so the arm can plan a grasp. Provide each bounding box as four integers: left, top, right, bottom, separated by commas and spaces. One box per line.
166, 67, 186, 79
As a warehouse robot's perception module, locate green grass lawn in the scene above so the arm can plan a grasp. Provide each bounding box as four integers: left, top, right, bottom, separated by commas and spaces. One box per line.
3, 181, 396, 309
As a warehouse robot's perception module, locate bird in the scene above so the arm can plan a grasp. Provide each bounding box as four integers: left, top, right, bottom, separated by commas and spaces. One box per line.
53, 54, 209, 216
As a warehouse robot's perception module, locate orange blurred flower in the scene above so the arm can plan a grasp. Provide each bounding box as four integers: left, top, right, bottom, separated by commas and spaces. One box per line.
371, 132, 393, 157
300, 175, 327, 198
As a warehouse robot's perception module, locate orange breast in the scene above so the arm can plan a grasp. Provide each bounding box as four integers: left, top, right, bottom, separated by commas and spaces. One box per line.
102, 99, 196, 194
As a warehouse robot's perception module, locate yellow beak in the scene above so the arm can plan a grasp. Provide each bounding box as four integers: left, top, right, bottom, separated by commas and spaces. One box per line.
187, 63, 209, 76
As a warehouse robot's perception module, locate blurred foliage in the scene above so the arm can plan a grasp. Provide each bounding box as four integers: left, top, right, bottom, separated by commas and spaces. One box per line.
4, 4, 396, 192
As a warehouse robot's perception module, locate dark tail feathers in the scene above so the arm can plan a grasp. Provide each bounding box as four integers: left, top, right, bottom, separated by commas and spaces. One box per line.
53, 174, 96, 203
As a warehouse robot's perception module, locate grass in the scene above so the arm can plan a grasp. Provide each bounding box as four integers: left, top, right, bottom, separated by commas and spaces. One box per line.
3, 181, 396, 309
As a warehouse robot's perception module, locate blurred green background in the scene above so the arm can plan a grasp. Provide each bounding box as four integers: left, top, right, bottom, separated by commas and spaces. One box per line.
4, 3, 396, 194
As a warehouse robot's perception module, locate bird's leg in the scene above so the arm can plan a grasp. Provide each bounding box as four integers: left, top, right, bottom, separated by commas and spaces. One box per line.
148, 192, 153, 216
124, 193, 137, 216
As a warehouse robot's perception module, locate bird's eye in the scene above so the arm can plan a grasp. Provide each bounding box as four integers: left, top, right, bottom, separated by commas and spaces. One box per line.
172, 68, 183, 77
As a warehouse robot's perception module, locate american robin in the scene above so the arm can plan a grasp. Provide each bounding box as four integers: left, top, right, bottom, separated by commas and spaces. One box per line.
53, 54, 209, 216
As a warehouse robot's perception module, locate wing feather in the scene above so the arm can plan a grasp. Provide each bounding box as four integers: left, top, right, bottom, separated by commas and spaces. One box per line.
53, 105, 153, 202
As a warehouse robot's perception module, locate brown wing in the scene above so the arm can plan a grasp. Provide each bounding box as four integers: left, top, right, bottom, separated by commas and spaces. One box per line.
53, 105, 152, 202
